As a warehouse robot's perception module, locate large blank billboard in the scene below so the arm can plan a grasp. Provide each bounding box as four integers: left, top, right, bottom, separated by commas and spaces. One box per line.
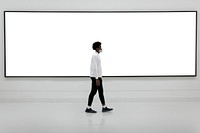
4, 11, 197, 77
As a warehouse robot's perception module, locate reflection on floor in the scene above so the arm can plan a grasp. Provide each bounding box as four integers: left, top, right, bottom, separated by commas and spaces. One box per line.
0, 101, 200, 133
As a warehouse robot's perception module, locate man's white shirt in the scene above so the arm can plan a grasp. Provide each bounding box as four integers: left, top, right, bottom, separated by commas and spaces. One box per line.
90, 51, 102, 79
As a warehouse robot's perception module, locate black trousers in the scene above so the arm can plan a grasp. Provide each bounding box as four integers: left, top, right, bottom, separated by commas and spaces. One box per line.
87, 77, 106, 106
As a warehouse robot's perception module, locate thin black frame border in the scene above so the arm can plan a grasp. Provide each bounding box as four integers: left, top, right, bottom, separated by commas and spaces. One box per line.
4, 10, 198, 78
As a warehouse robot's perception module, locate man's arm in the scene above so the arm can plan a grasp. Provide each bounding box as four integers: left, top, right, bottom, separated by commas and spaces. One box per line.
92, 55, 101, 86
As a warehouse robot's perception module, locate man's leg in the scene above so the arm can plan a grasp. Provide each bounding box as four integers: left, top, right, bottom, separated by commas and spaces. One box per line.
97, 78, 106, 106
98, 78, 113, 112
88, 78, 98, 106
85, 78, 98, 113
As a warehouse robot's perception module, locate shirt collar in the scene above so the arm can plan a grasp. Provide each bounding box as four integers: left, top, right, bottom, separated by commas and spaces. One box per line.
95, 51, 99, 54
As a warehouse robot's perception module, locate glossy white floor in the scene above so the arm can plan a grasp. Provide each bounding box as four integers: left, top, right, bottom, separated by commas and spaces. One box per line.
0, 101, 200, 133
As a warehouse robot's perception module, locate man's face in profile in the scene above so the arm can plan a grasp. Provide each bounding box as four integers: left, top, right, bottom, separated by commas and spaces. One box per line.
96, 46, 102, 53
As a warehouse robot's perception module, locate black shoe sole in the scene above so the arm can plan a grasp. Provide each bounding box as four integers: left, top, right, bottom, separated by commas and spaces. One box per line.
102, 109, 113, 112
85, 109, 97, 113
85, 111, 97, 113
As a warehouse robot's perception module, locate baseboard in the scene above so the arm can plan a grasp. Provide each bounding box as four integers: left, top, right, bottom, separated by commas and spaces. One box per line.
0, 98, 200, 102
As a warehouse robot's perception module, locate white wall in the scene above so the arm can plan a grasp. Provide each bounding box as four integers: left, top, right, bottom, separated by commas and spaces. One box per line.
0, 0, 199, 102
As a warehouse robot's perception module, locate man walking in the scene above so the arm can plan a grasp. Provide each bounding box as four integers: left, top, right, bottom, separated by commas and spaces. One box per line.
85, 41, 113, 113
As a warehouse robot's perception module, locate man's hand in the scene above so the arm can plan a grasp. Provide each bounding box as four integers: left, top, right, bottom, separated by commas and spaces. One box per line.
96, 79, 100, 86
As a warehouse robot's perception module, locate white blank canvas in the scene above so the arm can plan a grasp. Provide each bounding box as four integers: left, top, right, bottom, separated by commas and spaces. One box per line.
5, 11, 197, 77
